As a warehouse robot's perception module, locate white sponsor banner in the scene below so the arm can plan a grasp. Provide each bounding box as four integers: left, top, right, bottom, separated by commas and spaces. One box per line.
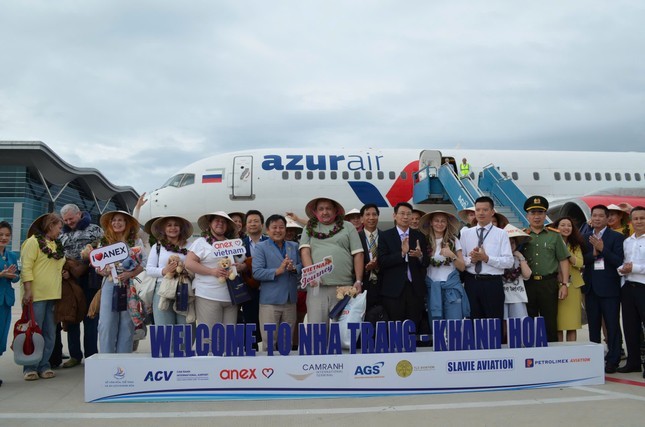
211, 239, 246, 258
85, 343, 604, 403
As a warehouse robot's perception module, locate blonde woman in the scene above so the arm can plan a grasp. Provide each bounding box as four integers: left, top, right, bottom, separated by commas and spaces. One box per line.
419, 211, 468, 321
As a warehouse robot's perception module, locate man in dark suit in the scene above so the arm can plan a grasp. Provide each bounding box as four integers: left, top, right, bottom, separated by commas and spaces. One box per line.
358, 204, 381, 311
582, 204, 625, 373
378, 202, 429, 331
241, 210, 269, 349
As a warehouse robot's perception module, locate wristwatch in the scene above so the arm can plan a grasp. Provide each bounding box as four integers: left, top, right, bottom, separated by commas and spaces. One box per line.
559, 282, 570, 288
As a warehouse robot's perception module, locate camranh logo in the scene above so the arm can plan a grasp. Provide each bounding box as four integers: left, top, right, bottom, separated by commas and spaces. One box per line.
114, 367, 125, 380
288, 362, 343, 380
354, 361, 385, 378
396, 360, 413, 378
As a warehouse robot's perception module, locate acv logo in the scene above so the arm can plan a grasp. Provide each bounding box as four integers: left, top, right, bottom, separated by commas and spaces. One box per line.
354, 361, 385, 376
219, 368, 257, 380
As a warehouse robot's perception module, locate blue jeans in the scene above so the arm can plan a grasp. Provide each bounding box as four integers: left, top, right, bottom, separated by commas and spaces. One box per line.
24, 300, 56, 374
98, 279, 134, 353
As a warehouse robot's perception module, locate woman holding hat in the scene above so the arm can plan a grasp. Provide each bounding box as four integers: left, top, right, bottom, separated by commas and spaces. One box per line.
185, 211, 243, 331
96, 211, 145, 353
502, 225, 532, 319
607, 204, 633, 238
19, 213, 65, 380
553, 216, 586, 342
420, 210, 469, 321
146, 216, 193, 327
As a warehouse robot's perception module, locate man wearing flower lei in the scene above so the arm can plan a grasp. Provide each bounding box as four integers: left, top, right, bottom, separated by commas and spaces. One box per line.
19, 213, 66, 380
57, 203, 104, 368
96, 211, 146, 353
299, 197, 364, 325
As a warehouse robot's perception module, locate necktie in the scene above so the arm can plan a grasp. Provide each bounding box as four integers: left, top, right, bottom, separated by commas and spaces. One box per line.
369, 233, 377, 261
475, 227, 484, 274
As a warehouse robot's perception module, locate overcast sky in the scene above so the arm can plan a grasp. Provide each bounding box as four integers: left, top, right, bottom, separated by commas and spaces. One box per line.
1, 1, 644, 194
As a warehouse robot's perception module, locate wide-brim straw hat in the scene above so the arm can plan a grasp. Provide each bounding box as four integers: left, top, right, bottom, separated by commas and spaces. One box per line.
607, 203, 630, 216
411, 208, 426, 217
150, 216, 194, 241
344, 208, 361, 220
143, 216, 161, 235
100, 210, 140, 232
504, 224, 531, 246
493, 212, 509, 228
458, 207, 475, 223
27, 213, 61, 238
419, 210, 460, 235
286, 217, 303, 230
228, 211, 246, 223
305, 197, 345, 219
197, 211, 236, 235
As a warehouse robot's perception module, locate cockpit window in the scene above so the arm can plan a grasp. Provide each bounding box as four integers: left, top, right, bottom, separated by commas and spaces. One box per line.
161, 174, 184, 188
180, 174, 195, 187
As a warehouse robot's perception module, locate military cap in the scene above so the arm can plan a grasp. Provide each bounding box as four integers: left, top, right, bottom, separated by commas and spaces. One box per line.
524, 195, 549, 212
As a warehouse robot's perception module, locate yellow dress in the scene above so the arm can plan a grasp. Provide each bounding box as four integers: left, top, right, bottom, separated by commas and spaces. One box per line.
557, 245, 583, 331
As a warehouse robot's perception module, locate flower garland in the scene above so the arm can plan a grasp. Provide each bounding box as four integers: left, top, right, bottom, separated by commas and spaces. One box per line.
35, 234, 65, 260
160, 239, 188, 255
503, 266, 522, 283
306, 217, 344, 240
100, 235, 136, 248
428, 238, 455, 267
201, 231, 218, 246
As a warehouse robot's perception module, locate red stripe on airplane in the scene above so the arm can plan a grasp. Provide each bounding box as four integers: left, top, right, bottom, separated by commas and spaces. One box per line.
385, 161, 418, 207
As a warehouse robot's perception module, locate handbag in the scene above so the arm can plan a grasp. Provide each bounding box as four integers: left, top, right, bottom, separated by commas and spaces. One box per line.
241, 257, 261, 289
226, 275, 252, 305
112, 283, 128, 312
12, 302, 45, 366
175, 280, 189, 312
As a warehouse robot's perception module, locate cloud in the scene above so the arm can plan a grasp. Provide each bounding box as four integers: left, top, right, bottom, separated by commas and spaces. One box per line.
1, 1, 644, 192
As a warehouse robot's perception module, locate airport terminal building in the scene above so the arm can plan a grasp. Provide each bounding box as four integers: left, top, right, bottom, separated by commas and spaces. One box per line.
0, 141, 139, 251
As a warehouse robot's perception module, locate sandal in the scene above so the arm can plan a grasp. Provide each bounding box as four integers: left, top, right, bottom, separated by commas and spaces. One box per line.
38, 370, 56, 379
24, 371, 39, 381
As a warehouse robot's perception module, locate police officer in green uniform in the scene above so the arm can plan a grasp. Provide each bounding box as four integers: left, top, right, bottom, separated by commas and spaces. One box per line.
521, 196, 570, 342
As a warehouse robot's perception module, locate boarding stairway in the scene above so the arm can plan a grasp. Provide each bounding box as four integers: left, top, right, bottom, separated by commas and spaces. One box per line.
413, 151, 529, 228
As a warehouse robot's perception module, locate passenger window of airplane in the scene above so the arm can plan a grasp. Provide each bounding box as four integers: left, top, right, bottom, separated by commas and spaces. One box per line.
564, 172, 571, 181
574, 172, 581, 181
554, 172, 561, 181
330, 171, 337, 180
615, 173, 621, 181
366, 171, 373, 179
605, 172, 611, 181
511, 172, 518, 180
400, 171, 407, 180
635, 174, 642, 181
342, 171, 349, 180
295, 171, 302, 180
389, 171, 396, 180
354, 171, 361, 179
595, 172, 602, 181
625, 173, 631, 181
307, 172, 314, 180
319, 171, 325, 180
282, 171, 289, 180
378, 171, 384, 180
533, 172, 540, 180
180, 174, 195, 187
585, 172, 591, 181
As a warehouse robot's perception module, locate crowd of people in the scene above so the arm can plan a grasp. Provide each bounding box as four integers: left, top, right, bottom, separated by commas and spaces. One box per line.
0, 194, 644, 385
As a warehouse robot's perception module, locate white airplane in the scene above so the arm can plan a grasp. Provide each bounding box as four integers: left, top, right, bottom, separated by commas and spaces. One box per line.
139, 148, 645, 229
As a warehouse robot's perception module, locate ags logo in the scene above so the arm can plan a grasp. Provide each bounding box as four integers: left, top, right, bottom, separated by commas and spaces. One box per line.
525, 359, 534, 368
144, 370, 173, 382
354, 361, 385, 377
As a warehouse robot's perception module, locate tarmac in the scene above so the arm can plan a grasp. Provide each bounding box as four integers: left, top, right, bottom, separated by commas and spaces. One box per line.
1, 301, 645, 427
